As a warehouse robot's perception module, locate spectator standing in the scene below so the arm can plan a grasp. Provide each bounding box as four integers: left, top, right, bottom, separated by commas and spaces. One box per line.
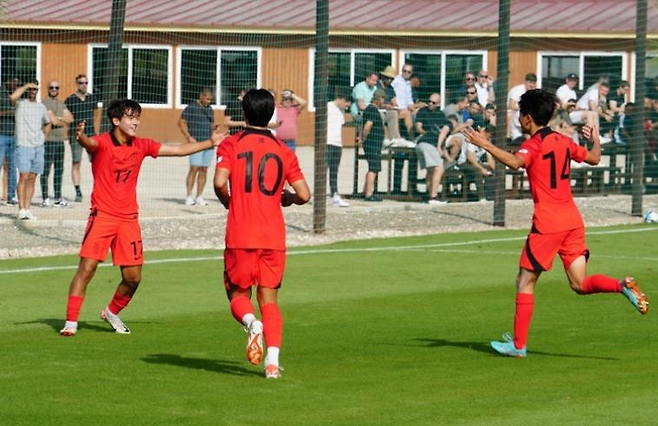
11, 81, 51, 220
224, 88, 247, 135
474, 70, 495, 107
65, 74, 101, 203
0, 77, 20, 205
327, 90, 350, 207
391, 64, 416, 139
414, 93, 452, 204
59, 99, 226, 337
214, 88, 311, 379
359, 88, 386, 202
275, 89, 306, 151
463, 89, 649, 358
41, 80, 73, 207
178, 88, 215, 206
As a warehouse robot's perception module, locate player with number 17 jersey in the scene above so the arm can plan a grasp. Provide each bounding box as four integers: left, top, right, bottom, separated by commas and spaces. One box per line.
89, 133, 160, 220
216, 127, 305, 250
516, 127, 588, 234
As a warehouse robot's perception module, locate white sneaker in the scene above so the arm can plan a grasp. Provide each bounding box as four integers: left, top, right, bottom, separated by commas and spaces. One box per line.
195, 196, 209, 206
25, 210, 36, 220
246, 320, 264, 365
41, 198, 52, 208
264, 364, 283, 379
428, 198, 448, 205
185, 196, 195, 206
17, 209, 28, 220
332, 194, 349, 207
100, 307, 131, 334
54, 198, 69, 207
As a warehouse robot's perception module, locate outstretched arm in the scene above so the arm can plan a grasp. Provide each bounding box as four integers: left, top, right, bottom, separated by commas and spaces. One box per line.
76, 120, 99, 151
159, 126, 227, 157
462, 126, 525, 170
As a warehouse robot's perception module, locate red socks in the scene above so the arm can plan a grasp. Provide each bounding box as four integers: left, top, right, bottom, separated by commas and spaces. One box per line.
514, 293, 534, 350
581, 274, 622, 294
65, 295, 84, 322
260, 303, 283, 348
108, 291, 133, 315
230, 296, 254, 324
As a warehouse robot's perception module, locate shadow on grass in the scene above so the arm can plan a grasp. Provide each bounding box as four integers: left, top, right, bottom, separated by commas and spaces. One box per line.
414, 338, 619, 361
22, 318, 115, 334
142, 353, 261, 377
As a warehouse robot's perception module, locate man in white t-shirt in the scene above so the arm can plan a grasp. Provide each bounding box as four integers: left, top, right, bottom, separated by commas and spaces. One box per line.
474, 70, 496, 108
327, 91, 351, 207
507, 73, 537, 142
10, 80, 51, 220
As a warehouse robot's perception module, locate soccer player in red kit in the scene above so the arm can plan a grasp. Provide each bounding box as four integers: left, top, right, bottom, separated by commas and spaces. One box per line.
463, 89, 649, 357
214, 88, 311, 378
60, 99, 225, 336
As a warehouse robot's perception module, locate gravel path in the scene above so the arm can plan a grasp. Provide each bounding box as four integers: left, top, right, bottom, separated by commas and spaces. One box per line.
1, 193, 655, 259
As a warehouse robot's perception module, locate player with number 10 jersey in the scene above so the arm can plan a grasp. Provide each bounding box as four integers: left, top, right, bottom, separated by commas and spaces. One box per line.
216, 127, 304, 250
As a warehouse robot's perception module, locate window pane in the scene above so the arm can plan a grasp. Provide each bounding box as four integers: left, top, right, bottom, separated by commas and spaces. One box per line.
354, 52, 391, 84
583, 55, 622, 89
220, 50, 257, 106
92, 47, 128, 100
132, 48, 168, 104
541, 55, 578, 92
404, 53, 442, 103
327, 52, 350, 102
1, 45, 37, 84
646, 55, 658, 96
446, 54, 482, 103
180, 49, 217, 105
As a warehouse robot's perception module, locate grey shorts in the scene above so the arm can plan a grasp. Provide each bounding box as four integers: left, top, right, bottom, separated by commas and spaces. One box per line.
415, 142, 443, 169
70, 138, 83, 163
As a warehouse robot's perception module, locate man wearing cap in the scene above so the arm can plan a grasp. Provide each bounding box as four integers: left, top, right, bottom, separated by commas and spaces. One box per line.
358, 88, 386, 202
556, 73, 579, 109
507, 73, 538, 142
378, 65, 403, 143
557, 73, 598, 129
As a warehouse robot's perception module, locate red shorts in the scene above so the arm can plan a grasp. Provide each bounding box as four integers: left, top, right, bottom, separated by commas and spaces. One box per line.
519, 227, 588, 272
223, 248, 286, 290
79, 210, 144, 266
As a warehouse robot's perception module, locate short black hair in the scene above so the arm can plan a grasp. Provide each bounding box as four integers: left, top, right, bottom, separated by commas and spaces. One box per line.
242, 88, 274, 127
107, 99, 142, 125
518, 89, 558, 126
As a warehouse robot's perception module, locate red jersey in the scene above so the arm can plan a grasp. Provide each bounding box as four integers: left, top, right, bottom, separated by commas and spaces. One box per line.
516, 127, 588, 233
88, 133, 161, 219
216, 128, 305, 250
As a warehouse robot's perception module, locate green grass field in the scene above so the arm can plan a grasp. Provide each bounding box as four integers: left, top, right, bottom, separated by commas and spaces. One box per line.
1, 224, 656, 425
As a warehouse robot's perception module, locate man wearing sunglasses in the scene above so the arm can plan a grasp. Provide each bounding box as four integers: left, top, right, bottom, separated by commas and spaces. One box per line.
41, 80, 73, 207
65, 74, 102, 203
10, 80, 51, 220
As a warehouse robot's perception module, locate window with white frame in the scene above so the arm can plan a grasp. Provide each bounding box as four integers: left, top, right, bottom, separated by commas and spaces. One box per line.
178, 47, 260, 107
539, 52, 628, 94
0, 42, 39, 85
91, 44, 172, 107
308, 49, 395, 109
402, 51, 486, 107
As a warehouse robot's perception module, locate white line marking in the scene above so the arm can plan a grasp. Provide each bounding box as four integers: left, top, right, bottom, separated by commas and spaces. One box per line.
1, 226, 656, 275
